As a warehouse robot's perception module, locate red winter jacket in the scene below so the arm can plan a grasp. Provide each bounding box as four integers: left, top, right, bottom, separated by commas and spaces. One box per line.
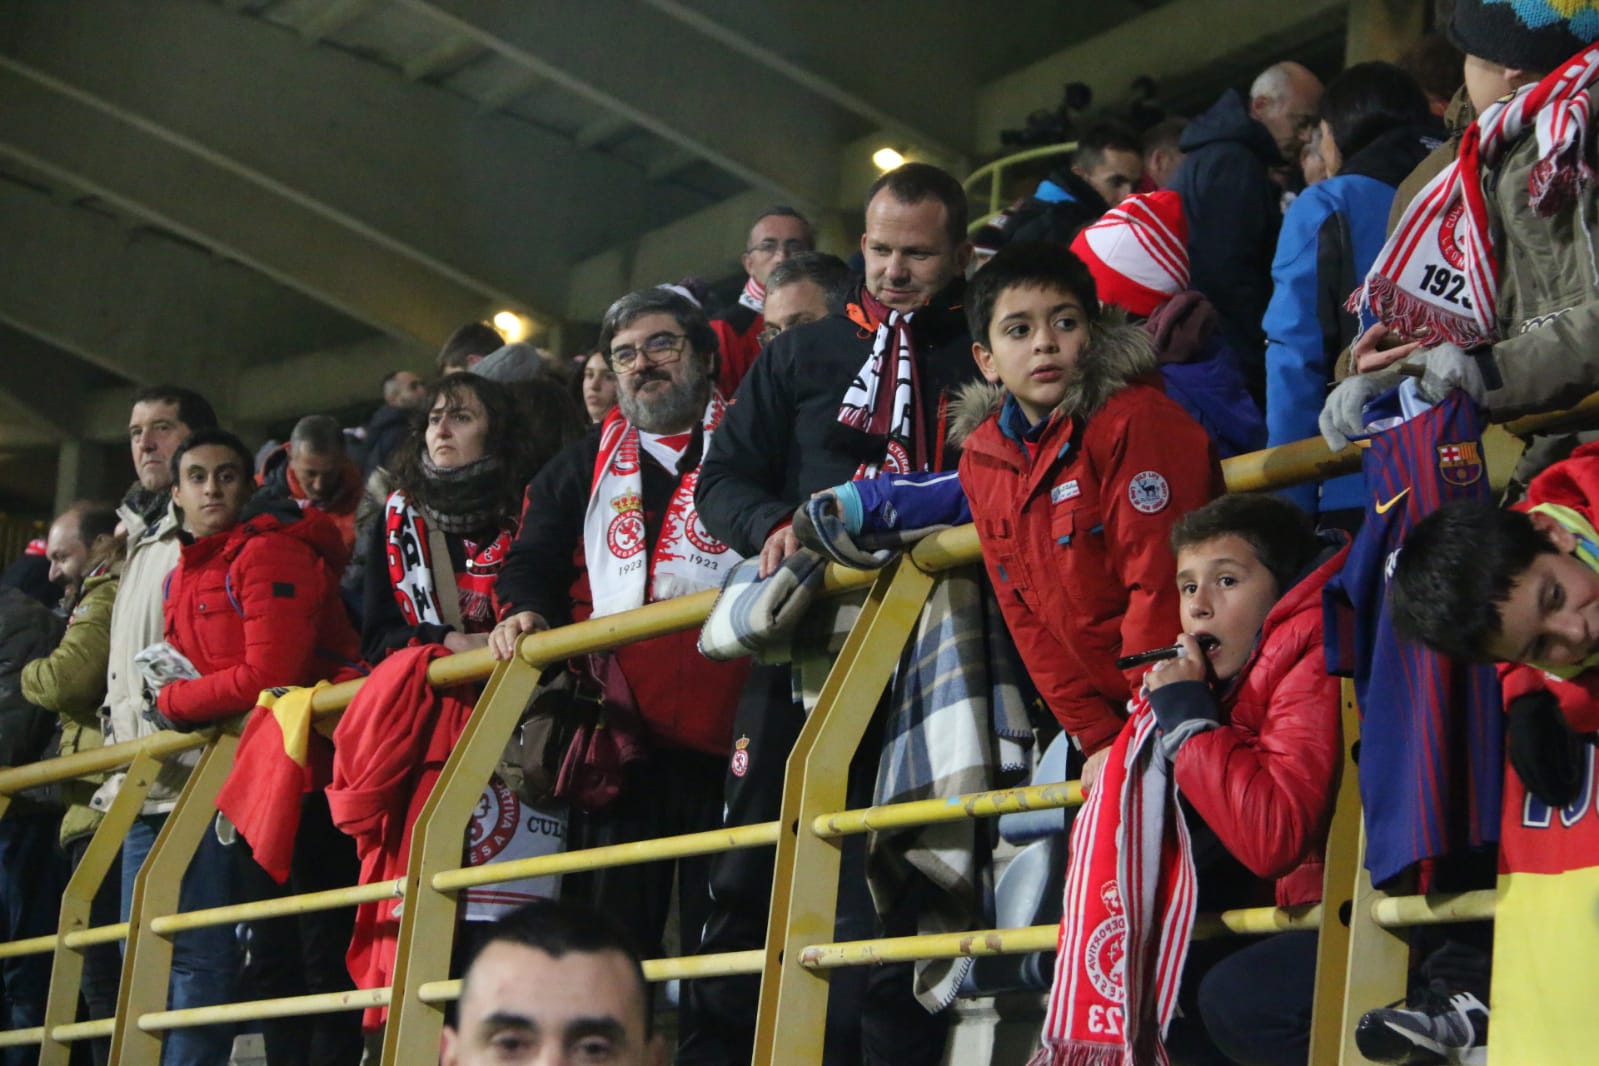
711, 305, 763, 399
1501, 440, 1599, 732
954, 324, 1223, 754
1173, 543, 1349, 907
158, 506, 363, 725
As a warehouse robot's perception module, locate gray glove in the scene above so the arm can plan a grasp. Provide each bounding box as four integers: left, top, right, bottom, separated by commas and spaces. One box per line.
1407, 342, 1489, 406
1319, 366, 1402, 451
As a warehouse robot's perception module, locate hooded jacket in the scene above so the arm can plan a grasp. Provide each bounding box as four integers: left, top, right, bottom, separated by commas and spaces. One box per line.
1152, 541, 1349, 907
0, 585, 65, 814
1264, 123, 1441, 516
360, 404, 412, 478
697, 279, 981, 555
1143, 291, 1268, 459
1172, 89, 1285, 384
21, 560, 120, 844
977, 168, 1112, 251
256, 442, 363, 565
157, 503, 362, 725
952, 324, 1223, 753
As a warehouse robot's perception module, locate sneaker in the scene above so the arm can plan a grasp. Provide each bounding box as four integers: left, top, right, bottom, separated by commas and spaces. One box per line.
1354, 990, 1488, 1065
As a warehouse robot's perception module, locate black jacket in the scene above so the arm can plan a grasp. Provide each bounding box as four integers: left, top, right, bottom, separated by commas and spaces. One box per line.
1172, 89, 1286, 389
361, 404, 412, 477
496, 423, 690, 626
0, 586, 66, 785
1001, 169, 1111, 247
696, 281, 980, 555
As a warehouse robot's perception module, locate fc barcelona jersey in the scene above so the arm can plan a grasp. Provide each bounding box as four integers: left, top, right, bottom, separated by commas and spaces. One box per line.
1322, 391, 1504, 884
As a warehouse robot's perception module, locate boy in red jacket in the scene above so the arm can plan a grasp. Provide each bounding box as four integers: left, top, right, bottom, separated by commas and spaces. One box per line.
1139, 493, 1347, 1065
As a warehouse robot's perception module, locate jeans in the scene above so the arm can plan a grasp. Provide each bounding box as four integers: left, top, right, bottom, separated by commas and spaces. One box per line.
0, 811, 67, 1066
1196, 930, 1319, 1066
121, 812, 241, 1066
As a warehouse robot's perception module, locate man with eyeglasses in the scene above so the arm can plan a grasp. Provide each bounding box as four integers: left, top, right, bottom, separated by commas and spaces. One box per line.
491, 287, 749, 1061
756, 251, 855, 349
711, 206, 815, 397
686, 163, 978, 1066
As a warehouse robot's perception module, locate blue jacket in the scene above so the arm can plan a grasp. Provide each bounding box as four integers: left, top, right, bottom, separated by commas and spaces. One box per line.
1262, 124, 1439, 516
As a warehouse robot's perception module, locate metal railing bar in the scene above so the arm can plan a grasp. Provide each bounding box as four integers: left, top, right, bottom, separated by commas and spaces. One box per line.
1371, 889, 1497, 928
0, 730, 208, 796
47, 1018, 114, 1042
137, 988, 393, 1032
416, 949, 769, 1004
62, 923, 129, 949
147, 879, 404, 936
811, 780, 1083, 838
431, 820, 782, 892
0, 1027, 44, 1049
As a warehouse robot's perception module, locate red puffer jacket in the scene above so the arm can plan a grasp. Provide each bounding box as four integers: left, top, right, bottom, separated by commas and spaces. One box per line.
158, 505, 363, 725
1173, 543, 1349, 907
953, 324, 1223, 754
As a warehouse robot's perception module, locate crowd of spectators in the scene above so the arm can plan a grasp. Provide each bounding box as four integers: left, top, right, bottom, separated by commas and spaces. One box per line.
8, 3, 1599, 1064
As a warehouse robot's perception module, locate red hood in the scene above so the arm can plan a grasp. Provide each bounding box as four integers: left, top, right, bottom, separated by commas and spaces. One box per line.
1521, 440, 1599, 517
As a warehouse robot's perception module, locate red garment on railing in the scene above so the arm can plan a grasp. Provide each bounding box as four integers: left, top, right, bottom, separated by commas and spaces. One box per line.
325, 644, 474, 1027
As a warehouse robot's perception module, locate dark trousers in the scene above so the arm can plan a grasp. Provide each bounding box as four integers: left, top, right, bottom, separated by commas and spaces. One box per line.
1195, 930, 1319, 1066
234, 792, 363, 1066
681, 664, 949, 1066
0, 811, 67, 1066
63, 834, 122, 1066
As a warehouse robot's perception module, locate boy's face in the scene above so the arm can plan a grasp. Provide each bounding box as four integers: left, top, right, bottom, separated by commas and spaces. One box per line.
972, 283, 1092, 424
1175, 534, 1281, 683
1483, 515, 1599, 667
1463, 54, 1535, 114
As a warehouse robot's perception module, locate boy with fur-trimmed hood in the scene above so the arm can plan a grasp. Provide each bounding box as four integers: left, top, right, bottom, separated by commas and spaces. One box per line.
818, 241, 1222, 788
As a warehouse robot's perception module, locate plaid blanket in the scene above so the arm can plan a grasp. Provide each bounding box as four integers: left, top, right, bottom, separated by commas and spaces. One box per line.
869, 564, 1034, 1012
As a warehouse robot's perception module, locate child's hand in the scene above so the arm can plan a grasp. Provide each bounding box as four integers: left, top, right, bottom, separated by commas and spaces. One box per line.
1142, 634, 1209, 691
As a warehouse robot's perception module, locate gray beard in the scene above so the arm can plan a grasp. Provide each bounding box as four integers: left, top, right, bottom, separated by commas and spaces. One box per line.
619, 375, 710, 434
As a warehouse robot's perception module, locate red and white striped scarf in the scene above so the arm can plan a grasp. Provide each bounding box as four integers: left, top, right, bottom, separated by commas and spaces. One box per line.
738, 274, 765, 313
1030, 700, 1197, 1066
838, 290, 927, 479
1348, 42, 1599, 348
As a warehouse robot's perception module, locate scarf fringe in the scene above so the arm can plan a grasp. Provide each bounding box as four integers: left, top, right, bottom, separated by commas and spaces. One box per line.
1345, 272, 1492, 350
1026, 1042, 1125, 1066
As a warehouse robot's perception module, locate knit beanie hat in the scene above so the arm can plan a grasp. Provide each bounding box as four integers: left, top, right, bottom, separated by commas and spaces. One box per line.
1068, 190, 1188, 317
1449, 0, 1599, 74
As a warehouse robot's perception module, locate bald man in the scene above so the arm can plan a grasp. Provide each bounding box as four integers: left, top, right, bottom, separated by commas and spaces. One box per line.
1173, 60, 1324, 404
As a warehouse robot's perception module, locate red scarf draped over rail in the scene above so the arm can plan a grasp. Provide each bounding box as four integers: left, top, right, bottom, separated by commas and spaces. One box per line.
1349, 41, 1599, 348
1031, 698, 1197, 1066
838, 289, 929, 478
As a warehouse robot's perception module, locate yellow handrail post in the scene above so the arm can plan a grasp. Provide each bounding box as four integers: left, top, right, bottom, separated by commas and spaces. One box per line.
110, 731, 238, 1066
39, 750, 165, 1066
382, 656, 545, 1066
1336, 845, 1411, 1063
1307, 681, 1369, 1064
753, 558, 936, 1066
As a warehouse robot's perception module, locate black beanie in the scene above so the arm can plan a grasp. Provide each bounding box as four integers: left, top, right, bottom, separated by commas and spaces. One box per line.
1449, 0, 1599, 74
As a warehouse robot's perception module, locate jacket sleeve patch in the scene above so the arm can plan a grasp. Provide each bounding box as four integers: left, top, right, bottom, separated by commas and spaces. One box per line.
272, 582, 296, 598
1127, 471, 1171, 514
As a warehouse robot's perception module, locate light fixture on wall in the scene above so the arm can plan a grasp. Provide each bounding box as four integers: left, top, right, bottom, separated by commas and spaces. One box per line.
492, 310, 533, 343
871, 147, 905, 171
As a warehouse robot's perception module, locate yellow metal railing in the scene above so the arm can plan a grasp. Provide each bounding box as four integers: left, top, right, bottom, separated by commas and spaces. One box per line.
962, 141, 1077, 234
2, 400, 1597, 1064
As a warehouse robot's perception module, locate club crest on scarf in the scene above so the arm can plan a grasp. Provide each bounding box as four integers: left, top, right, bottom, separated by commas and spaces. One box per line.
1085, 881, 1128, 1005
466, 776, 522, 865
606, 491, 646, 559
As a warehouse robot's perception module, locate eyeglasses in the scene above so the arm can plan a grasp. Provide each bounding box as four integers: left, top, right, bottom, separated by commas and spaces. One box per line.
609, 332, 688, 374
746, 238, 810, 257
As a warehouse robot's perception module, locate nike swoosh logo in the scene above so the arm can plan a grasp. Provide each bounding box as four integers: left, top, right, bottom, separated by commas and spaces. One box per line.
1374, 488, 1411, 515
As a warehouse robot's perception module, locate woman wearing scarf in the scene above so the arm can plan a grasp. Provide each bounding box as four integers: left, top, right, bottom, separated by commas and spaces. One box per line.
360, 373, 550, 661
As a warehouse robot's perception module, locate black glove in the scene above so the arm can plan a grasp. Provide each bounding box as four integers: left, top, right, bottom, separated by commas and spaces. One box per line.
1507, 690, 1589, 808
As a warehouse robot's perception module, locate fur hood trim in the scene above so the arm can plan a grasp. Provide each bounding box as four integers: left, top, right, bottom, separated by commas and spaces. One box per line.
947, 318, 1158, 446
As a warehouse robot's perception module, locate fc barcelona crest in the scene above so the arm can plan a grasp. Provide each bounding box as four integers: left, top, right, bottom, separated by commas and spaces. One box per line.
1437, 441, 1483, 487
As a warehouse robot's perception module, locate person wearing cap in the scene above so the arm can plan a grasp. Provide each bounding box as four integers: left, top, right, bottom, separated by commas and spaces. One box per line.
1324, 1, 1599, 466
1256, 60, 1437, 526
1070, 190, 1265, 459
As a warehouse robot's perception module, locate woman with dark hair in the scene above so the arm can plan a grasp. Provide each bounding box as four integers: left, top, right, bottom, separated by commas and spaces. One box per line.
1263, 60, 1439, 528
361, 372, 562, 661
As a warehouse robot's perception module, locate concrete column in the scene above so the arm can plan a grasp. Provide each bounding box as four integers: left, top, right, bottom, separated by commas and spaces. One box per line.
1345, 0, 1428, 66
53, 439, 123, 516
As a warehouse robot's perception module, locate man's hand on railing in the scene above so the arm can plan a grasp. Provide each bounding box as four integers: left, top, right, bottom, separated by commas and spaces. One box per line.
489, 611, 550, 661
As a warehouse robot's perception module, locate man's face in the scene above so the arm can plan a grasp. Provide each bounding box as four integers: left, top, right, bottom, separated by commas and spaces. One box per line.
128, 400, 192, 493
1252, 68, 1324, 160
440, 942, 662, 1066
860, 192, 970, 313
45, 514, 89, 597
1144, 146, 1184, 190
390, 372, 426, 410
971, 283, 1092, 425
759, 279, 831, 345
610, 312, 710, 434
1075, 147, 1143, 205
1483, 519, 1599, 667
1175, 535, 1282, 683
741, 214, 813, 287
170, 444, 252, 540
289, 446, 344, 506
